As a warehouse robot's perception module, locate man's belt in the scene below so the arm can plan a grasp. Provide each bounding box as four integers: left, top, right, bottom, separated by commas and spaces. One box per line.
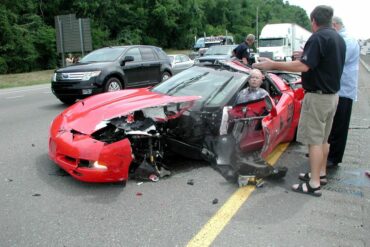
305, 90, 334, 94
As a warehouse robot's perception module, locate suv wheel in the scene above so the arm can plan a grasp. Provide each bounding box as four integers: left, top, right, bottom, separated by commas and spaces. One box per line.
105, 77, 123, 92
58, 96, 76, 105
161, 72, 171, 82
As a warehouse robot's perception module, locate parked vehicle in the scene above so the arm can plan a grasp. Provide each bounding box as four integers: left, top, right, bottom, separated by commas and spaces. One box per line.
194, 45, 237, 64
193, 36, 234, 51
48, 60, 304, 184
258, 23, 311, 61
167, 54, 194, 74
51, 45, 173, 105
191, 35, 234, 58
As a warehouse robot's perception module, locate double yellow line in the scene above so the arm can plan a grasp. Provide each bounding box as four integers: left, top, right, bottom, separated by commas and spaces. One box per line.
186, 143, 290, 247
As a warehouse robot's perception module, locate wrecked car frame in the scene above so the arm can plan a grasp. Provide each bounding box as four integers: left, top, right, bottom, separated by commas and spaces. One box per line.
48, 60, 304, 184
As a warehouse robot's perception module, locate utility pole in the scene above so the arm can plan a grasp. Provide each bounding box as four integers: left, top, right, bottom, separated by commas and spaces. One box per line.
256, 6, 259, 49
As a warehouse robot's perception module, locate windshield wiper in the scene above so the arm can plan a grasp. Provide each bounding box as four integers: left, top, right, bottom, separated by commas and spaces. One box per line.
165, 72, 209, 95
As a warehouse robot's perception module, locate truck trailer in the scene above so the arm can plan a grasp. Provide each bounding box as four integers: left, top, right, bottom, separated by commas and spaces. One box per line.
258, 23, 311, 61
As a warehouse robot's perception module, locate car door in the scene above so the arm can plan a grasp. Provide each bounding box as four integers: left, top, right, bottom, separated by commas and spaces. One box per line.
172, 55, 184, 74
180, 55, 194, 70
229, 93, 294, 160
123, 47, 145, 88
259, 93, 295, 159
139, 47, 161, 85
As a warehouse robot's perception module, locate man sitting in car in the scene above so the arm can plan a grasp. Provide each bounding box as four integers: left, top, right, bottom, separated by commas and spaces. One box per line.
235, 69, 269, 105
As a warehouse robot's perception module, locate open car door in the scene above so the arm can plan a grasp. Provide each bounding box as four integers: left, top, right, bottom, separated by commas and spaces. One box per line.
229, 94, 294, 160
260, 94, 295, 159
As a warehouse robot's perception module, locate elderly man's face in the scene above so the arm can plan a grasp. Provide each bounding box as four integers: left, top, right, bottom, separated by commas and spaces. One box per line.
249, 71, 263, 89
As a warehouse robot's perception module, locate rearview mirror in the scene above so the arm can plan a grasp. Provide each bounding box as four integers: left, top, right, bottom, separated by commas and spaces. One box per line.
120, 56, 134, 66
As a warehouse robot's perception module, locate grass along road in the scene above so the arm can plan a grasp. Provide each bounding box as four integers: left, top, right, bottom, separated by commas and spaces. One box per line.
0, 69, 54, 89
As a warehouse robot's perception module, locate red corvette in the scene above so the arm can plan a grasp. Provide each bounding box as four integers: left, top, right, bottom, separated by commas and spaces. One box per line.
49, 60, 304, 184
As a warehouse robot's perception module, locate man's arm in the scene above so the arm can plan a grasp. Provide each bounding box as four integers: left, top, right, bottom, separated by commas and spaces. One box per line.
253, 57, 309, 72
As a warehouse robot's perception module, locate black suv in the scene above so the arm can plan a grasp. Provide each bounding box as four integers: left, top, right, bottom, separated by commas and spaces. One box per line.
51, 45, 173, 104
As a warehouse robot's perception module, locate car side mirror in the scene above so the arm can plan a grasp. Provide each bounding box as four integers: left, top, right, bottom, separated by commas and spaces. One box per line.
264, 95, 277, 117
120, 56, 134, 66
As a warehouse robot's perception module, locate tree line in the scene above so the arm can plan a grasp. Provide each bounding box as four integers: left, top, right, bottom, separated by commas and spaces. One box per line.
0, 0, 310, 74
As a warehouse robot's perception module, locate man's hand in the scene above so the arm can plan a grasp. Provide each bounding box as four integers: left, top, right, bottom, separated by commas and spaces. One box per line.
252, 57, 275, 70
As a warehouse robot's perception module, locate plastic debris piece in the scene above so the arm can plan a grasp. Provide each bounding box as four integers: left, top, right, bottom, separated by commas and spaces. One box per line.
149, 174, 159, 182
32, 193, 41, 197
365, 171, 370, 178
136, 192, 143, 196
31, 144, 35, 147
187, 179, 194, 185
6, 178, 13, 182
212, 198, 218, 204
137, 182, 144, 186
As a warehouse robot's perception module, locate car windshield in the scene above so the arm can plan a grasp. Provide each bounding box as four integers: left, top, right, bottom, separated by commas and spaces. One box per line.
204, 46, 236, 56
259, 38, 284, 47
151, 66, 248, 106
80, 47, 126, 62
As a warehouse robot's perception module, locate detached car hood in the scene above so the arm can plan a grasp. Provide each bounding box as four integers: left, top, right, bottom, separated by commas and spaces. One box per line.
59, 88, 201, 134
56, 62, 112, 72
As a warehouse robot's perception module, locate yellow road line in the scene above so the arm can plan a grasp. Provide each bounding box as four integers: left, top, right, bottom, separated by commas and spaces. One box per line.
186, 142, 290, 247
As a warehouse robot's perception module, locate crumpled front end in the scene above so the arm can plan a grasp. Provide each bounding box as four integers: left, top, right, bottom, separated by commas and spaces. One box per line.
49, 114, 133, 183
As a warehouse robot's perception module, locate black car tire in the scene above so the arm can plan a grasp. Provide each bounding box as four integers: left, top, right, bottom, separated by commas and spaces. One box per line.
104, 77, 123, 92
58, 96, 76, 105
161, 72, 171, 82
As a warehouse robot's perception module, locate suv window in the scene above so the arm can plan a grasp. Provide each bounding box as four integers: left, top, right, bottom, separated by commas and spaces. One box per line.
125, 48, 142, 62
154, 47, 168, 60
140, 47, 157, 61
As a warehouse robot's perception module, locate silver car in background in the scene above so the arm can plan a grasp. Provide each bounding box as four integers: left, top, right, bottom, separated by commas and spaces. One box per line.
168, 54, 194, 74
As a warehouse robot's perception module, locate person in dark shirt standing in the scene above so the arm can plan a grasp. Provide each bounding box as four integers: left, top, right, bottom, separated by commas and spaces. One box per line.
233, 34, 255, 65
253, 5, 346, 196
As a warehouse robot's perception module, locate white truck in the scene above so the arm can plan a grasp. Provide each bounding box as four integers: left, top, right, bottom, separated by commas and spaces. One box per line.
258, 23, 311, 61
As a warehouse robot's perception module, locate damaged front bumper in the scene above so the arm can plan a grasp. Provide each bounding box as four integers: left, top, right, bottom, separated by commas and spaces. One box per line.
49, 133, 133, 183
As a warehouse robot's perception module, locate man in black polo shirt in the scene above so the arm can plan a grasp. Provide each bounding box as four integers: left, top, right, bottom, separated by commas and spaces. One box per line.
253, 5, 346, 197
233, 34, 255, 65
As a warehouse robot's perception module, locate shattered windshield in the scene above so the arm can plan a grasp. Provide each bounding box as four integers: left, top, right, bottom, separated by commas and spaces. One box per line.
152, 66, 248, 106
80, 47, 126, 62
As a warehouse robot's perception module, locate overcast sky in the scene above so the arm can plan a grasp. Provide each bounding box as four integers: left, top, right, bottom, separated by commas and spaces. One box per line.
286, 0, 369, 40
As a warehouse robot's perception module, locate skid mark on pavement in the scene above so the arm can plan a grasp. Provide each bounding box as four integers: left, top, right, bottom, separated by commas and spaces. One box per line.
186, 143, 290, 247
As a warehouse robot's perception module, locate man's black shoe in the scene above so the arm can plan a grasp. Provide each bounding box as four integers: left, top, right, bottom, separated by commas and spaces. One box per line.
327, 160, 339, 169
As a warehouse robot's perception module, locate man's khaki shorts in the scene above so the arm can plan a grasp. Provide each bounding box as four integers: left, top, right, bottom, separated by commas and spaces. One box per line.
297, 92, 339, 145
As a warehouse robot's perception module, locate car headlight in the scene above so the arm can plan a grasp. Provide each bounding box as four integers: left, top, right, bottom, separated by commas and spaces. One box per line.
82, 71, 101, 81
89, 161, 108, 170
52, 73, 57, 82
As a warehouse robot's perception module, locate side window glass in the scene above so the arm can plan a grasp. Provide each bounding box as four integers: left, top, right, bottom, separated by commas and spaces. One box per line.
125, 48, 142, 62
175, 56, 182, 63
154, 47, 168, 60
181, 55, 189, 62
140, 47, 157, 61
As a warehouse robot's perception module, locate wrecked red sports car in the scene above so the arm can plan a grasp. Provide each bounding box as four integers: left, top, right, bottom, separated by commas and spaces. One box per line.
48, 60, 304, 184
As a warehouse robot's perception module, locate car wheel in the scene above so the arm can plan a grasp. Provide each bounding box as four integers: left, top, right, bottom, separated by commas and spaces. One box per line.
58, 96, 76, 105
161, 72, 171, 82
104, 77, 123, 92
